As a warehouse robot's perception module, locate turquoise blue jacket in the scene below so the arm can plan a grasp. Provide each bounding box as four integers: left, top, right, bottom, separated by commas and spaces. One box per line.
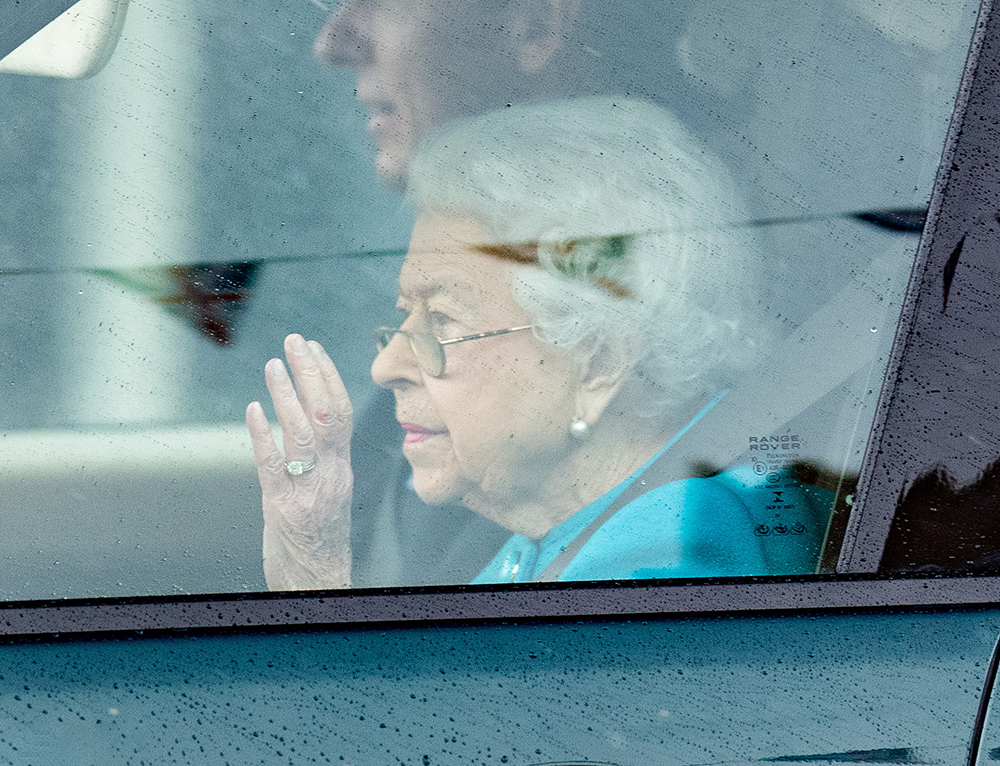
472, 394, 833, 584
471, 464, 833, 583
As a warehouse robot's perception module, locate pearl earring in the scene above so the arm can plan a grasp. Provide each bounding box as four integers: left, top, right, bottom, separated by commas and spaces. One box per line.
570, 417, 590, 440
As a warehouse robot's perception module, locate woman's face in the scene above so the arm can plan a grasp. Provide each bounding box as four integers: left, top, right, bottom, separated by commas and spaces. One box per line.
371, 213, 580, 531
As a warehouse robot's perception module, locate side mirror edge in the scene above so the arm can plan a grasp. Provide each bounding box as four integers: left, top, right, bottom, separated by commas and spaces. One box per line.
0, 0, 130, 79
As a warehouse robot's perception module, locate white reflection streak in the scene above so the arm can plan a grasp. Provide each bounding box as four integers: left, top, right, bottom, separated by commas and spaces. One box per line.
60, 0, 197, 424
308, 0, 332, 12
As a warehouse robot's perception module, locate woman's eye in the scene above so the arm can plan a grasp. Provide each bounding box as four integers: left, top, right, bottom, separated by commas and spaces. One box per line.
428, 311, 457, 334
427, 311, 466, 338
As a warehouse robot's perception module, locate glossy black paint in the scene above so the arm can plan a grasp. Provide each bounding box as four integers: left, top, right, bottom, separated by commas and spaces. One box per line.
2, 576, 1000, 639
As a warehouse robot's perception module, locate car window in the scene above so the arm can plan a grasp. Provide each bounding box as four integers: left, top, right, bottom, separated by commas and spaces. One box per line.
0, 0, 983, 601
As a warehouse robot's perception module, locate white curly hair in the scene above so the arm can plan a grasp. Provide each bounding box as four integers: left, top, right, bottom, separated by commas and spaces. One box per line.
405, 97, 769, 415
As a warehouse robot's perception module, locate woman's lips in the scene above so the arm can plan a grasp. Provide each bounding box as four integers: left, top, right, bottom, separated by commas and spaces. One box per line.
399, 422, 445, 445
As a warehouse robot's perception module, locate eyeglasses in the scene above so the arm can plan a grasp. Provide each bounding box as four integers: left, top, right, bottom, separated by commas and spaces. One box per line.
373, 324, 534, 378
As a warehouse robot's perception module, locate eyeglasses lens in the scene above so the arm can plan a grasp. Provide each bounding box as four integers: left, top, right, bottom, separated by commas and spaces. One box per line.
374, 328, 393, 352
373, 328, 445, 378
409, 333, 445, 377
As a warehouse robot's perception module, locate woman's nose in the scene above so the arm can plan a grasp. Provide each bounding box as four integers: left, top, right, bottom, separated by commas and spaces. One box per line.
313, 0, 376, 68
371, 330, 423, 390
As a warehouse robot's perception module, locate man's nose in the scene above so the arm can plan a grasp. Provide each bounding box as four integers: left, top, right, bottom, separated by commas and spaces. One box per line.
314, 0, 375, 68
371, 331, 422, 390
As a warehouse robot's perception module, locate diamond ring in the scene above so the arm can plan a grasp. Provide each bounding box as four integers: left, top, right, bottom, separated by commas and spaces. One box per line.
285, 459, 317, 476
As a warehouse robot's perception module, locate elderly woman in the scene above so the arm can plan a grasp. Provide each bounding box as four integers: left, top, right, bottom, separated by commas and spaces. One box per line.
246, 97, 829, 590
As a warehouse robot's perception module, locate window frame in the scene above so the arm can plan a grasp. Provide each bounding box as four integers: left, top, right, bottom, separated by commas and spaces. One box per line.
1, 575, 1000, 640
3, 0, 1000, 639
838, 0, 1000, 572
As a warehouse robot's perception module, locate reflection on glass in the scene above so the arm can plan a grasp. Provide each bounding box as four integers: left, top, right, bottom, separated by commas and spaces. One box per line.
0, 0, 980, 597
249, 99, 833, 588
881, 459, 1000, 575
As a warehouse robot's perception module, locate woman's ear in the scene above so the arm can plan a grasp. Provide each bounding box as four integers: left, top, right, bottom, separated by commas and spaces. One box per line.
574, 341, 632, 428
507, 0, 583, 74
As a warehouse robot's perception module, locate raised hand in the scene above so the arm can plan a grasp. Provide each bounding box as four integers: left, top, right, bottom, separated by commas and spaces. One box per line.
246, 333, 353, 591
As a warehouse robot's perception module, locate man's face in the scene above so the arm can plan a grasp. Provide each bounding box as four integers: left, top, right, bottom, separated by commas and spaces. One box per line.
315, 0, 517, 185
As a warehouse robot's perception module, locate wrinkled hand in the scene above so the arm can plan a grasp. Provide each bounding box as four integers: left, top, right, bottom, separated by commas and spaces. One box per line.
246, 333, 353, 591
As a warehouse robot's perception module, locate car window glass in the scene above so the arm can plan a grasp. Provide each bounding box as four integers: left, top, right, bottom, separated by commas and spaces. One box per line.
0, 0, 982, 598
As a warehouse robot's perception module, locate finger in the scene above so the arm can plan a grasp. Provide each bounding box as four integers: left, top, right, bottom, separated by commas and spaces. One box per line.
306, 339, 353, 451
264, 355, 317, 462
284, 334, 341, 445
246, 401, 292, 500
